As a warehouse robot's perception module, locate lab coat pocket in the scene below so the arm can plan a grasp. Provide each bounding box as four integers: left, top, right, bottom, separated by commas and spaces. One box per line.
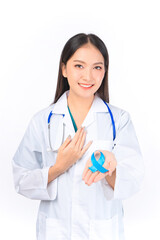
45, 218, 67, 240
92, 140, 114, 152
89, 215, 119, 240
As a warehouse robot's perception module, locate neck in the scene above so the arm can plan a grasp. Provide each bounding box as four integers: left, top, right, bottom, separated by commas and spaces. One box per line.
67, 91, 95, 112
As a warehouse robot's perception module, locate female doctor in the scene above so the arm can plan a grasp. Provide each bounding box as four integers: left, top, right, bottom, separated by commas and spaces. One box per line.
12, 33, 144, 240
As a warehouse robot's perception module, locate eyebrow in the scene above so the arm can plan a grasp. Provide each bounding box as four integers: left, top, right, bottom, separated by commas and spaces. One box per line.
73, 60, 104, 65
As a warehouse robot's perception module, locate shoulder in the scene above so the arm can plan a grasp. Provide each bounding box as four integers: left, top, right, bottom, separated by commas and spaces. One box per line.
28, 104, 56, 129
106, 102, 130, 117
33, 104, 54, 120
106, 103, 132, 128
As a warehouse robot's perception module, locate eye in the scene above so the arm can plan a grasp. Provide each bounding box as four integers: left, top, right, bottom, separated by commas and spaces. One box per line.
94, 66, 102, 70
75, 64, 83, 69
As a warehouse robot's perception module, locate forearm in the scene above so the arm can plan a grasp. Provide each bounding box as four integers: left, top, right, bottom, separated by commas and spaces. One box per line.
105, 169, 116, 190
48, 163, 63, 184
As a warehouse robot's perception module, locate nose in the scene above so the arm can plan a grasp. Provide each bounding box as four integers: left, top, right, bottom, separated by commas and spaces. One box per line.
83, 67, 93, 82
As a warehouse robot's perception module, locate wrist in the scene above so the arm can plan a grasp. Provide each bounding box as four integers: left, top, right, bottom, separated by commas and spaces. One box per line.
54, 162, 63, 173
48, 163, 63, 184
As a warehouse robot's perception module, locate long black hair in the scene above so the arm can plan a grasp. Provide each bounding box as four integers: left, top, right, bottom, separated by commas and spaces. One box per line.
53, 33, 109, 103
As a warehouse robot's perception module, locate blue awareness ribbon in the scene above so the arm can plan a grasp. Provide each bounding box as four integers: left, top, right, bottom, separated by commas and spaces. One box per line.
89, 151, 109, 173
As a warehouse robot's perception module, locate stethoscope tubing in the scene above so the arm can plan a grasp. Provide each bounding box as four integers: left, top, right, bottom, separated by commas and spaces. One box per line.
47, 101, 116, 151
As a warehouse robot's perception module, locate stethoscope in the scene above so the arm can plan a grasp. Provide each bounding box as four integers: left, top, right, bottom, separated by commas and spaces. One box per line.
47, 100, 116, 152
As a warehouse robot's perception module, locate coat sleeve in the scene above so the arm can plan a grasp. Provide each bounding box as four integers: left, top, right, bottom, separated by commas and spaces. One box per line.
12, 117, 57, 201
101, 110, 144, 200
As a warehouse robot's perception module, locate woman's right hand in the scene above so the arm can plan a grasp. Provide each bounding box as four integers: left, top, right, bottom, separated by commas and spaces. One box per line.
55, 127, 92, 173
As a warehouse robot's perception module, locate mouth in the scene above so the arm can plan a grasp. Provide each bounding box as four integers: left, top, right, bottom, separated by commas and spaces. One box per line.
78, 83, 94, 89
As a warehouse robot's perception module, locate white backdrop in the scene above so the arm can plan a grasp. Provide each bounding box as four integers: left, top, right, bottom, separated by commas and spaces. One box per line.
0, 0, 160, 239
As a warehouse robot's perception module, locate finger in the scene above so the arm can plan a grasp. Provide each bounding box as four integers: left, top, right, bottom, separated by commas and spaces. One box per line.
94, 172, 108, 182
105, 161, 115, 176
76, 127, 86, 148
108, 170, 113, 177
84, 169, 93, 184
71, 127, 84, 145
78, 129, 86, 149
104, 160, 111, 170
81, 140, 93, 156
87, 171, 99, 185
60, 135, 72, 150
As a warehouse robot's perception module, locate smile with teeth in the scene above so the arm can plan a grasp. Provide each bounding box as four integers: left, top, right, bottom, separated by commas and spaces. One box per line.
79, 83, 93, 88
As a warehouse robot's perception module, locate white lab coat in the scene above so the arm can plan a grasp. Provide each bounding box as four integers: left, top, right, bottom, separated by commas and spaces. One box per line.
12, 90, 144, 240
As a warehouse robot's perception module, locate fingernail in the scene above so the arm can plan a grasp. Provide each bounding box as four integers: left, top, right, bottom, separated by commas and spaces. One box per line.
68, 135, 71, 139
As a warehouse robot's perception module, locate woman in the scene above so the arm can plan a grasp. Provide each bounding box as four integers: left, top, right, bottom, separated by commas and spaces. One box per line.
12, 33, 144, 240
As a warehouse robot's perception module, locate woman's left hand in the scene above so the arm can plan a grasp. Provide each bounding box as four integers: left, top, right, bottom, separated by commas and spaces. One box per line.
82, 150, 117, 186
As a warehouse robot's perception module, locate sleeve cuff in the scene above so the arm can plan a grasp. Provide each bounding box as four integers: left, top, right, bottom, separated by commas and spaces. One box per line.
43, 167, 58, 200
13, 162, 58, 201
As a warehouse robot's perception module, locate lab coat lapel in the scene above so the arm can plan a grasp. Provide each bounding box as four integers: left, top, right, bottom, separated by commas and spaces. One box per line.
61, 95, 95, 129
81, 107, 95, 128
50, 90, 109, 151
51, 90, 74, 131
52, 90, 95, 130
62, 109, 75, 131
63, 103, 95, 130
50, 91, 74, 151
82, 95, 109, 128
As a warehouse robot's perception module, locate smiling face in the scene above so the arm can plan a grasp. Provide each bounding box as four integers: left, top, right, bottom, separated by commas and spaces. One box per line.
62, 43, 105, 100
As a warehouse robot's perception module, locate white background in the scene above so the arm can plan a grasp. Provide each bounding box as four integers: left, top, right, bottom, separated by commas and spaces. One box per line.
0, 0, 160, 239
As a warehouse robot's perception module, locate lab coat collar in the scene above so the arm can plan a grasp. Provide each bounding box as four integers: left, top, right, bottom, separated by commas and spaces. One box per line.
52, 90, 109, 131
52, 90, 109, 114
